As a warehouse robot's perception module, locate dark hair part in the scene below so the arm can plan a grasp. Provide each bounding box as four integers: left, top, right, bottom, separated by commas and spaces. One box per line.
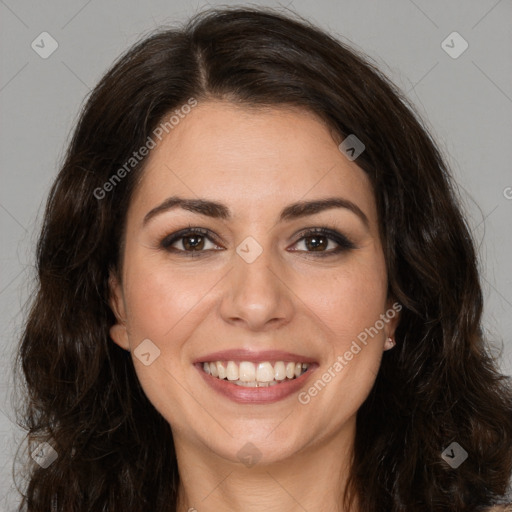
14, 6, 512, 511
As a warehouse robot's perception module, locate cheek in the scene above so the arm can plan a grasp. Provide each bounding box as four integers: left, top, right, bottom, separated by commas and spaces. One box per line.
122, 256, 216, 344
119, 259, 211, 414
298, 254, 388, 344
297, 263, 389, 416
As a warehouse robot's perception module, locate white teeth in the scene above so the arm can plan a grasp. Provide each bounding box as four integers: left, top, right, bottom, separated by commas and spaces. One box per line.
226, 361, 239, 381
239, 361, 256, 382
217, 362, 227, 379
274, 361, 286, 380
234, 380, 280, 387
256, 362, 275, 382
286, 362, 295, 379
234, 380, 257, 387
202, 360, 311, 384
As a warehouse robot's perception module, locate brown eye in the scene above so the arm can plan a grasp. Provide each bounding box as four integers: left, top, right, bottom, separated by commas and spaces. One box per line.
160, 228, 223, 255
180, 233, 206, 251
303, 234, 329, 251
290, 228, 356, 256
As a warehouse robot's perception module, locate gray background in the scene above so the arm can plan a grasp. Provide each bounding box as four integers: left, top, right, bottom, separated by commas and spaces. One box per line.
1, 0, 511, 508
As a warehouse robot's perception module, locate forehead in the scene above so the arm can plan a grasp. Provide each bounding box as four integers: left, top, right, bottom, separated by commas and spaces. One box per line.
128, 101, 376, 227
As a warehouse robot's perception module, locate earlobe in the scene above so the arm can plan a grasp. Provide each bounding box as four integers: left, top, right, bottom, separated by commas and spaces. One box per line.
110, 324, 130, 351
108, 270, 130, 351
384, 337, 396, 350
384, 297, 401, 351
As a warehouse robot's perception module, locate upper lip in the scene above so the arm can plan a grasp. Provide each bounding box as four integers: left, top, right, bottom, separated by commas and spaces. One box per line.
193, 349, 317, 364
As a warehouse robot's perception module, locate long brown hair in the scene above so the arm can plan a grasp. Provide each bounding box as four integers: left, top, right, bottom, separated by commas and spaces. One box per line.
13, 6, 512, 511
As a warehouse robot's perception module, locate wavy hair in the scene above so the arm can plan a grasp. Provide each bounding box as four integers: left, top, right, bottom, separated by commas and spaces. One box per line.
13, 6, 512, 511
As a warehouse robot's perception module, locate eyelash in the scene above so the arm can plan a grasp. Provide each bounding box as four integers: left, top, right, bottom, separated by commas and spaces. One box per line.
159, 225, 356, 258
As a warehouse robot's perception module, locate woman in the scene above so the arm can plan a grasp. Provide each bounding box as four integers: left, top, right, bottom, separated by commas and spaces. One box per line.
14, 6, 512, 511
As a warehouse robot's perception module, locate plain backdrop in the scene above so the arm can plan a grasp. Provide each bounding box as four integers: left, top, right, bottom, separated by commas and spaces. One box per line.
1, 0, 511, 508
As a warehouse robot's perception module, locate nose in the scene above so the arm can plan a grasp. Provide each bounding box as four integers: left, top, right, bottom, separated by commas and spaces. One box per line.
218, 242, 295, 332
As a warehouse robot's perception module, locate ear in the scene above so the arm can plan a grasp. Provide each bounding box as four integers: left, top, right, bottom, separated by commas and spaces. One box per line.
383, 297, 402, 351
108, 270, 130, 351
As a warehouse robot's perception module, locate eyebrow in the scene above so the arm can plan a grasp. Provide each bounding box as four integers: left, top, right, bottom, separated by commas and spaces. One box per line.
142, 195, 369, 228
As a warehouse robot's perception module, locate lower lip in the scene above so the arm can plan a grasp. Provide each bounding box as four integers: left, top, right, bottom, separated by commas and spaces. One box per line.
195, 363, 318, 404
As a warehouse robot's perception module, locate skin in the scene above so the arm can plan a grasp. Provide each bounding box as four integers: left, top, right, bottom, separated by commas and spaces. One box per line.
109, 100, 400, 512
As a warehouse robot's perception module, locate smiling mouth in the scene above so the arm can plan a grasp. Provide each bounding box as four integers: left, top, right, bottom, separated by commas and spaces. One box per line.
201, 360, 310, 387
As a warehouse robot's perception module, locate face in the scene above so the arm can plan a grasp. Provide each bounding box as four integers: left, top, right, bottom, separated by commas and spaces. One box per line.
109, 100, 399, 467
